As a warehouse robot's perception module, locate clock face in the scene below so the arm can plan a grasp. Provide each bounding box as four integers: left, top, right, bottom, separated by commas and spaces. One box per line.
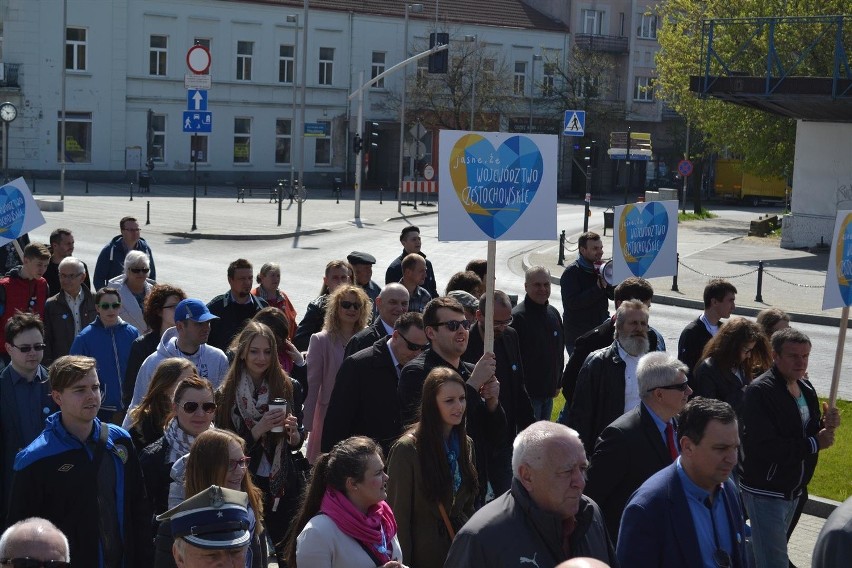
0, 103, 16, 122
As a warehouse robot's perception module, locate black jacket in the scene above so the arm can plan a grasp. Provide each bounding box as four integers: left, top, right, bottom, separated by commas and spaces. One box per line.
139, 436, 173, 518
677, 317, 714, 376
206, 292, 268, 351
511, 295, 564, 398
384, 249, 438, 299
740, 365, 823, 500
559, 258, 611, 345
123, 331, 160, 408
344, 318, 391, 358
293, 295, 328, 352
692, 357, 747, 414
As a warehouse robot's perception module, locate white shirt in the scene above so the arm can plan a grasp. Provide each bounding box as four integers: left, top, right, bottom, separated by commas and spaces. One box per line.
617, 341, 643, 413
63, 289, 85, 335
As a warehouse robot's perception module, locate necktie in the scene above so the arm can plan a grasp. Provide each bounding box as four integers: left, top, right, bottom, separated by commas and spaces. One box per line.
665, 422, 678, 461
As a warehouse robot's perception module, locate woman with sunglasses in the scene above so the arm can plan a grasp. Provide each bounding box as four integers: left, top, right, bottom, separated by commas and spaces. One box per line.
70, 287, 139, 423
125, 358, 198, 451
155, 429, 268, 568
215, 320, 304, 562
387, 367, 478, 568
139, 374, 215, 519
252, 262, 298, 339
287, 436, 403, 568
108, 250, 155, 334
303, 284, 371, 464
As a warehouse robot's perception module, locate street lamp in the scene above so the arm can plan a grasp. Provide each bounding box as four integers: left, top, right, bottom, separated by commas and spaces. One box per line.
283, 13, 298, 227
397, 3, 423, 213
297, 0, 309, 229
464, 35, 478, 130
529, 53, 542, 132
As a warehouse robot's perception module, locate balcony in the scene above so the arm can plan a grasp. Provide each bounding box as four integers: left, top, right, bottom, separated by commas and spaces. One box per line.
574, 34, 629, 54
0, 63, 21, 88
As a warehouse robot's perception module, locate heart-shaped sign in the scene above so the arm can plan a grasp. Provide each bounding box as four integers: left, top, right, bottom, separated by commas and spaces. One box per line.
835, 214, 852, 305
449, 134, 543, 238
0, 184, 27, 239
618, 201, 670, 277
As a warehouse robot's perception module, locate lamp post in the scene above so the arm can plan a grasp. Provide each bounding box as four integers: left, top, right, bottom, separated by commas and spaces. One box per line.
464, 35, 478, 130
296, 0, 309, 229
398, 3, 423, 213
282, 13, 298, 227
529, 53, 542, 132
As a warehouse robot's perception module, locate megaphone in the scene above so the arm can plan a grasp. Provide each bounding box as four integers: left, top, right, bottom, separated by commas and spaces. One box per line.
595, 259, 614, 286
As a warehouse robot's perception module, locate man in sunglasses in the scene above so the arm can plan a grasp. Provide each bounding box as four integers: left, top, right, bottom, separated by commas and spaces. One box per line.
0, 517, 70, 567
345, 283, 409, 357
0, 243, 50, 365
0, 314, 57, 522
322, 312, 427, 457
586, 352, 692, 541
617, 397, 748, 568
93, 216, 156, 290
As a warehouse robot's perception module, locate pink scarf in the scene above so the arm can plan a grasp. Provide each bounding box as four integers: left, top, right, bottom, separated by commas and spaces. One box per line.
320, 488, 398, 563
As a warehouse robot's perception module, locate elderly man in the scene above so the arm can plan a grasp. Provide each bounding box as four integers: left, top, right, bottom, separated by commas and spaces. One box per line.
44, 228, 91, 296
157, 485, 251, 568
347, 251, 381, 317
445, 421, 616, 567
43, 256, 97, 365
0, 517, 70, 566
94, 216, 156, 289
569, 299, 650, 455
345, 282, 409, 357
206, 259, 268, 351
399, 253, 431, 313
585, 352, 692, 541
617, 398, 749, 568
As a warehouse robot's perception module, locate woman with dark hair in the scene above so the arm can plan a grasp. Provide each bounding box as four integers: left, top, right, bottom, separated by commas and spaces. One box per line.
303, 284, 371, 464
692, 316, 772, 413
386, 367, 478, 567
139, 374, 215, 517
124, 357, 197, 451
214, 320, 304, 561
155, 429, 268, 568
252, 262, 298, 339
288, 436, 403, 568
756, 306, 791, 338
252, 306, 304, 375
123, 284, 186, 408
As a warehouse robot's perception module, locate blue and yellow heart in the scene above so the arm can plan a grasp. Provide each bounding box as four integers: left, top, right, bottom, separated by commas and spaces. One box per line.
0, 184, 26, 238
449, 134, 543, 238
618, 202, 670, 277
836, 213, 852, 305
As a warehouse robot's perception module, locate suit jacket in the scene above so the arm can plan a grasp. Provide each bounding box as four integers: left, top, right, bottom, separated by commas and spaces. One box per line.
585, 403, 675, 541
43, 287, 97, 365
303, 330, 346, 464
344, 317, 390, 358
617, 463, 749, 568
321, 337, 402, 457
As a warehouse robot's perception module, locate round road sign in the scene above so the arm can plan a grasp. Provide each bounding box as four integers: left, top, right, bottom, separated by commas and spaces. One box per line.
187, 45, 211, 75
677, 159, 694, 177
423, 165, 435, 180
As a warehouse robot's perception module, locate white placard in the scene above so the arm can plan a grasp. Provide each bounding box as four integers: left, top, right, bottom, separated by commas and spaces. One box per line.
0, 177, 46, 246
612, 199, 678, 283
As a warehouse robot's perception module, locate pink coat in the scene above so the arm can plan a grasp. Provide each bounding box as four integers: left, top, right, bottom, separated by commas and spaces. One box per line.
303, 330, 346, 464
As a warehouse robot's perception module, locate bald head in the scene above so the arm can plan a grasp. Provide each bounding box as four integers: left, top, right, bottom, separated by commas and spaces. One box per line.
0, 517, 69, 563
376, 283, 410, 326
556, 559, 611, 568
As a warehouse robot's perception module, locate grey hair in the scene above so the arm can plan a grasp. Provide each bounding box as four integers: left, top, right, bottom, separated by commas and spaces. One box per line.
0, 517, 70, 562
58, 256, 84, 274
614, 299, 648, 338
638, 352, 688, 399
524, 265, 551, 283
124, 250, 149, 271
512, 421, 580, 478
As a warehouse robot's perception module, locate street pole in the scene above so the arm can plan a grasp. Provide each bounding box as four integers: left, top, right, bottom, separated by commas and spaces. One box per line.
398, 4, 423, 214
297, 0, 309, 230
191, 133, 197, 231
354, 71, 364, 220
623, 126, 631, 204
469, 38, 477, 131
682, 121, 690, 214
59, 0, 67, 200
529, 54, 541, 132
284, 13, 298, 227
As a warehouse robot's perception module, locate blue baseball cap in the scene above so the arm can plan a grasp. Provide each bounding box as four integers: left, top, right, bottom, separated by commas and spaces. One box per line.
174, 299, 219, 323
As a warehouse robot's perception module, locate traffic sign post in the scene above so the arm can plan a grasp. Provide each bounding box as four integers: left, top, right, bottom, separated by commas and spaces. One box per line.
187, 90, 208, 111
185, 44, 212, 232
563, 110, 586, 137
182, 111, 212, 133
186, 44, 211, 74
677, 159, 693, 177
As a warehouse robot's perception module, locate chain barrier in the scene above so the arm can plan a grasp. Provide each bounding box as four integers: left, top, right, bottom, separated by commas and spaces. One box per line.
677, 260, 759, 280
763, 269, 824, 289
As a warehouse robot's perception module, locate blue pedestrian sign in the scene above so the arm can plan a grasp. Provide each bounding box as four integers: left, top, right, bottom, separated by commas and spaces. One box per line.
187, 89, 208, 111
563, 110, 585, 137
183, 111, 212, 133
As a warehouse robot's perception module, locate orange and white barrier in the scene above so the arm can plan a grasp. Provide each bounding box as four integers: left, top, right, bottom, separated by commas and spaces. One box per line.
401, 181, 437, 194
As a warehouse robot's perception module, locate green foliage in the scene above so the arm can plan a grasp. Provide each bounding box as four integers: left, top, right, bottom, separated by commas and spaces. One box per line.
810, 399, 852, 501
678, 209, 717, 221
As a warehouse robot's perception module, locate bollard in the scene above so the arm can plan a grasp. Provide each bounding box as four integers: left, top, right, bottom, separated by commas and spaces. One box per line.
671, 253, 679, 292
204, 182, 208, 196
558, 230, 566, 266
129, 181, 134, 202
85, 180, 89, 194
32, 178, 36, 193
146, 201, 151, 225
755, 260, 764, 302
379, 187, 383, 205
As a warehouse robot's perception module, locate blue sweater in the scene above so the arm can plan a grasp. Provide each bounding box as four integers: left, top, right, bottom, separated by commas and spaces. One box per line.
70, 317, 139, 413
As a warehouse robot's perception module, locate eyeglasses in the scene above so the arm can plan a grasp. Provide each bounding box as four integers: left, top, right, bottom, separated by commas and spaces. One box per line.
433, 319, 473, 332
129, 267, 150, 274
494, 316, 514, 327
0, 560, 70, 568
59, 272, 83, 279
122, 227, 141, 233
10, 343, 46, 353
397, 331, 428, 351
98, 302, 121, 310
180, 401, 217, 414
340, 301, 362, 310
648, 382, 691, 393
228, 456, 251, 471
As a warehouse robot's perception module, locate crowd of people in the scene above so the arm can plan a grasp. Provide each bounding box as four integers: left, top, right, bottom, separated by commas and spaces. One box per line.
0, 221, 846, 567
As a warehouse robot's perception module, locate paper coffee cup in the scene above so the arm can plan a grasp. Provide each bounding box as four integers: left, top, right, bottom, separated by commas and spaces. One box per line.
269, 398, 288, 433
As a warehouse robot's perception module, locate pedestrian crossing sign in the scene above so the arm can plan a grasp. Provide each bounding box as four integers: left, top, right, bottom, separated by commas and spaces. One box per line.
563, 110, 585, 137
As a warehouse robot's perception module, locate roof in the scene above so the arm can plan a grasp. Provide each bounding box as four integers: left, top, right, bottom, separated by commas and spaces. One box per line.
232, 0, 569, 32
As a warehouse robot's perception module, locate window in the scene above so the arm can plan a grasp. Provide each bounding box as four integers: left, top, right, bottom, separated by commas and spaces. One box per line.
483, 58, 496, 79
233, 118, 251, 163
582, 10, 604, 35
513, 61, 526, 96
576, 76, 600, 98
279, 45, 295, 83
149, 35, 167, 76
319, 47, 334, 85
65, 27, 87, 71
416, 57, 429, 82
314, 120, 331, 165
542, 63, 556, 97
236, 41, 253, 81
57, 112, 92, 163
638, 14, 657, 39
371, 51, 386, 88
194, 38, 211, 75
191, 135, 208, 164
634, 76, 655, 101
150, 114, 166, 162
275, 119, 291, 164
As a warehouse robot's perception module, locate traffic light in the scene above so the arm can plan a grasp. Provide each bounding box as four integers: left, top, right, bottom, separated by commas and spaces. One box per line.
370, 122, 380, 149
353, 134, 363, 154
590, 140, 598, 168
428, 32, 449, 74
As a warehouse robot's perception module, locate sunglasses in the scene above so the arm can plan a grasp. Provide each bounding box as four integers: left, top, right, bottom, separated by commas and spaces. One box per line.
494, 316, 514, 326
98, 302, 121, 310
180, 401, 217, 414
0, 560, 70, 568
228, 456, 251, 471
434, 319, 473, 332
340, 301, 362, 310
130, 267, 150, 274
648, 382, 691, 393
398, 331, 428, 351
11, 343, 46, 353
59, 272, 83, 279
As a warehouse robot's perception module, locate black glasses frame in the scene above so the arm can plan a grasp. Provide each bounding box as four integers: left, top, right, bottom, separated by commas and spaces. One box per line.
181, 401, 217, 414
397, 331, 428, 351
433, 319, 473, 332
647, 382, 690, 393
10, 343, 46, 353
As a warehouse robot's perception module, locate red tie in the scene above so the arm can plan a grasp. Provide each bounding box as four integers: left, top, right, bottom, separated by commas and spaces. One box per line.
665, 422, 678, 461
